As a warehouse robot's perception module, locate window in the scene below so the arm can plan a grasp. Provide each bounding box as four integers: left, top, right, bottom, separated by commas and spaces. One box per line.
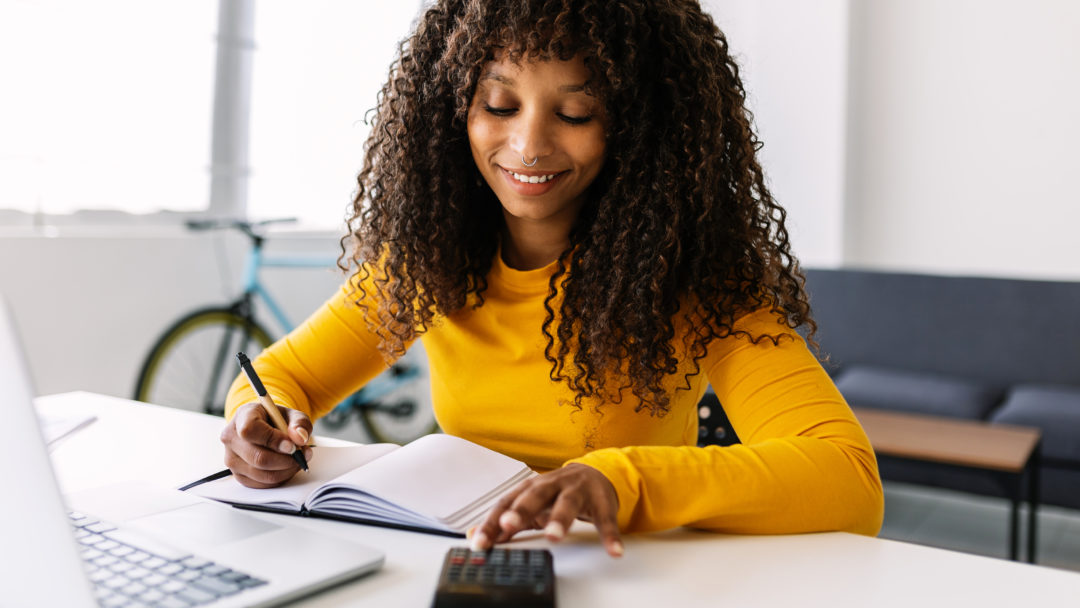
0, 0, 424, 228
0, 0, 215, 220
248, 2, 424, 228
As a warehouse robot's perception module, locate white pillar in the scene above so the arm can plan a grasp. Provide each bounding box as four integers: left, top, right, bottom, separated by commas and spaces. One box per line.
208, 0, 255, 218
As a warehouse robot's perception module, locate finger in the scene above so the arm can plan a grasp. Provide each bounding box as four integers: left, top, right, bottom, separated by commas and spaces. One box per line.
283, 406, 312, 447
235, 403, 297, 455
531, 508, 553, 531
224, 447, 298, 486
232, 469, 290, 489
220, 408, 298, 471
223, 440, 297, 475
495, 480, 561, 542
596, 518, 623, 557
220, 405, 305, 488
542, 490, 585, 543
589, 488, 623, 558
471, 482, 531, 551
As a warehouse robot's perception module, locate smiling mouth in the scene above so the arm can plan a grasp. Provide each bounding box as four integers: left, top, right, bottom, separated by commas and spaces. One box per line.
499, 166, 567, 184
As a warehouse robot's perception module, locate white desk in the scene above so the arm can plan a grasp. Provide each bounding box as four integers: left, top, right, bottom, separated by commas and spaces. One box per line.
41, 392, 1080, 607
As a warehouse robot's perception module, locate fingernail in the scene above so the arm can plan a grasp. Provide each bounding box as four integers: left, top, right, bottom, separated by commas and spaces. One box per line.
466, 526, 478, 540
297, 428, 309, 445
610, 540, 624, 557
499, 511, 523, 530
278, 440, 296, 454
470, 531, 489, 552
544, 521, 565, 540
303, 447, 313, 462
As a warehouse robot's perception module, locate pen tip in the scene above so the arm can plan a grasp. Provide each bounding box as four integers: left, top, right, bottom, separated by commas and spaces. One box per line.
292, 450, 309, 472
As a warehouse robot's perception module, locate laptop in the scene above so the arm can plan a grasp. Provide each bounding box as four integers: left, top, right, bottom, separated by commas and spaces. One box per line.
0, 295, 384, 607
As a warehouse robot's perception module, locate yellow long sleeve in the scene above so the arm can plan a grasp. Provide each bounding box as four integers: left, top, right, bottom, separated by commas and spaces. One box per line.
225, 254, 883, 536
568, 311, 883, 535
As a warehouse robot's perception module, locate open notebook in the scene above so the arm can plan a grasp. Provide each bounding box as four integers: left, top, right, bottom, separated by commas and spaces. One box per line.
190, 434, 537, 537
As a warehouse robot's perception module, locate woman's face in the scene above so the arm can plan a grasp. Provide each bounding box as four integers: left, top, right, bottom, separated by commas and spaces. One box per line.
467, 54, 607, 231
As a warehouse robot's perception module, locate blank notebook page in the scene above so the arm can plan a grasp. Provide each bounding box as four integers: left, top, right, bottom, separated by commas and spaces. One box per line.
323, 434, 530, 521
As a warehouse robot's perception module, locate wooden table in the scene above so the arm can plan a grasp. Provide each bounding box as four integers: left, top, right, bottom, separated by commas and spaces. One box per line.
852, 407, 1042, 562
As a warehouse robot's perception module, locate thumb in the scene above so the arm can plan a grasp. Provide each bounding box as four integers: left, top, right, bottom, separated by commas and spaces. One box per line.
283, 406, 312, 446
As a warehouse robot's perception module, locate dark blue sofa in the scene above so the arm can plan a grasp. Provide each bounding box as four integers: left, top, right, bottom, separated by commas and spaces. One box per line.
698, 268, 1080, 510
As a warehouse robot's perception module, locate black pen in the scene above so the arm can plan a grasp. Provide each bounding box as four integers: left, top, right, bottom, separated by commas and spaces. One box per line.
236, 352, 309, 471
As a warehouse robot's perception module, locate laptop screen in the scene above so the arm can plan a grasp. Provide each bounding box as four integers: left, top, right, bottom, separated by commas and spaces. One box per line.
0, 296, 98, 607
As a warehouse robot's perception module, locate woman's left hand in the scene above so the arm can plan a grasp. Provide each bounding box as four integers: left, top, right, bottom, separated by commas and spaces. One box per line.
470, 463, 624, 558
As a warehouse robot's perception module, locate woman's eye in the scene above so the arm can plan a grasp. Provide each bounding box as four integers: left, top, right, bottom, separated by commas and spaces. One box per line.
481, 104, 593, 125
483, 104, 516, 117
558, 113, 593, 125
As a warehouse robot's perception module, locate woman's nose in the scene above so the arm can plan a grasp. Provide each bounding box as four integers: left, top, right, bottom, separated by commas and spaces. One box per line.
508, 111, 554, 162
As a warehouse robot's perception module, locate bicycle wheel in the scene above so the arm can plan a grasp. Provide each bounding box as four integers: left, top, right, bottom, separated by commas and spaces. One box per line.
134, 308, 273, 415
357, 344, 440, 444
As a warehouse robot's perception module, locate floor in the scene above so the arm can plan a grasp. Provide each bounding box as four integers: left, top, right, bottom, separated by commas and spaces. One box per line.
880, 481, 1080, 573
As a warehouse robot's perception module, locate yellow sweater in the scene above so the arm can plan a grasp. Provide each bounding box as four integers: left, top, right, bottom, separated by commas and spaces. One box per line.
226, 254, 883, 536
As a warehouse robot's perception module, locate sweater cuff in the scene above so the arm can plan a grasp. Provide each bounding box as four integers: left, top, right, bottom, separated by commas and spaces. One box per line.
565, 448, 642, 531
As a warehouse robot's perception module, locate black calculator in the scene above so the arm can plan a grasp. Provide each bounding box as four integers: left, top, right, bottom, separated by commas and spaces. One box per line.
431, 546, 556, 607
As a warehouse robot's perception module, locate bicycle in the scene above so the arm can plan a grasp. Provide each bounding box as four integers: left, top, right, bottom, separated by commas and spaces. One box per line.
133, 218, 440, 444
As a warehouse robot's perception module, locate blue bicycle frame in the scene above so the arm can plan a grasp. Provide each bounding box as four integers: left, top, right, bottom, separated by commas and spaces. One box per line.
242, 243, 414, 404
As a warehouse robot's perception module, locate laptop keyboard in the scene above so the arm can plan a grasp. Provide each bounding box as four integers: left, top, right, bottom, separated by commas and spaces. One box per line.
70, 511, 267, 607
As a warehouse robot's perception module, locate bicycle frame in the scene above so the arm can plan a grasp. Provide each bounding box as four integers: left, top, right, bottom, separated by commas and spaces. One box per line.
242, 241, 337, 335
240, 239, 413, 404
186, 231, 341, 414
137, 218, 434, 441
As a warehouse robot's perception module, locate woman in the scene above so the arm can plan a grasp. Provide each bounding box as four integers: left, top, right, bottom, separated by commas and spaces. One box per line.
221, 0, 884, 558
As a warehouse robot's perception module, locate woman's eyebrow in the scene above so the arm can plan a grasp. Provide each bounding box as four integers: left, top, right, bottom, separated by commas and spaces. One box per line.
480, 71, 514, 86
478, 71, 590, 94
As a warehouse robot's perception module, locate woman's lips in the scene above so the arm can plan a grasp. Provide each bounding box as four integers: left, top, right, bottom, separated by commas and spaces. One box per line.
499, 166, 568, 196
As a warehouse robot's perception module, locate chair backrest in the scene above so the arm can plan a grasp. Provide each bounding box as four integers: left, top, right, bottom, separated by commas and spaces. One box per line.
697, 390, 740, 447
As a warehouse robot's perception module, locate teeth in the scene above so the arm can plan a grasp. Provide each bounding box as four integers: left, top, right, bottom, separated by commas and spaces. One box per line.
510, 171, 558, 184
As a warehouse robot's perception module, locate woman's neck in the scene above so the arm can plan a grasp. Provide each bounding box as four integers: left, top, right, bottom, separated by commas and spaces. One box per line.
499, 219, 570, 271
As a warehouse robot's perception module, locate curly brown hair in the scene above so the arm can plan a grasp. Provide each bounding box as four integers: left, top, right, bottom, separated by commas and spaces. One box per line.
343, 0, 814, 416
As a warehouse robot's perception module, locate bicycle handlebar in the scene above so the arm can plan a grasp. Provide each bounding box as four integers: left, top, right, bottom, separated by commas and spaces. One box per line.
184, 218, 298, 241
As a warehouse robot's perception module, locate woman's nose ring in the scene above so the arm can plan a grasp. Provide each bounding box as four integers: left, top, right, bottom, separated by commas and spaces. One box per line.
522, 156, 538, 167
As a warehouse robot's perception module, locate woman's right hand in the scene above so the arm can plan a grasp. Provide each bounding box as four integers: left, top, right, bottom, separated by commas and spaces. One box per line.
220, 402, 314, 488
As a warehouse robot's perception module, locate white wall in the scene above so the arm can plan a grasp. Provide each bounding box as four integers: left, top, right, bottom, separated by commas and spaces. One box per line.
845, 0, 1080, 280
0, 227, 344, 397
705, 0, 850, 267
709, 0, 1080, 280
844, 0, 1080, 279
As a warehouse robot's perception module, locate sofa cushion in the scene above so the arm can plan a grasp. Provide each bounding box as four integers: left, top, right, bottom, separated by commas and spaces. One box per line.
990, 384, 1080, 463
834, 365, 1003, 420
